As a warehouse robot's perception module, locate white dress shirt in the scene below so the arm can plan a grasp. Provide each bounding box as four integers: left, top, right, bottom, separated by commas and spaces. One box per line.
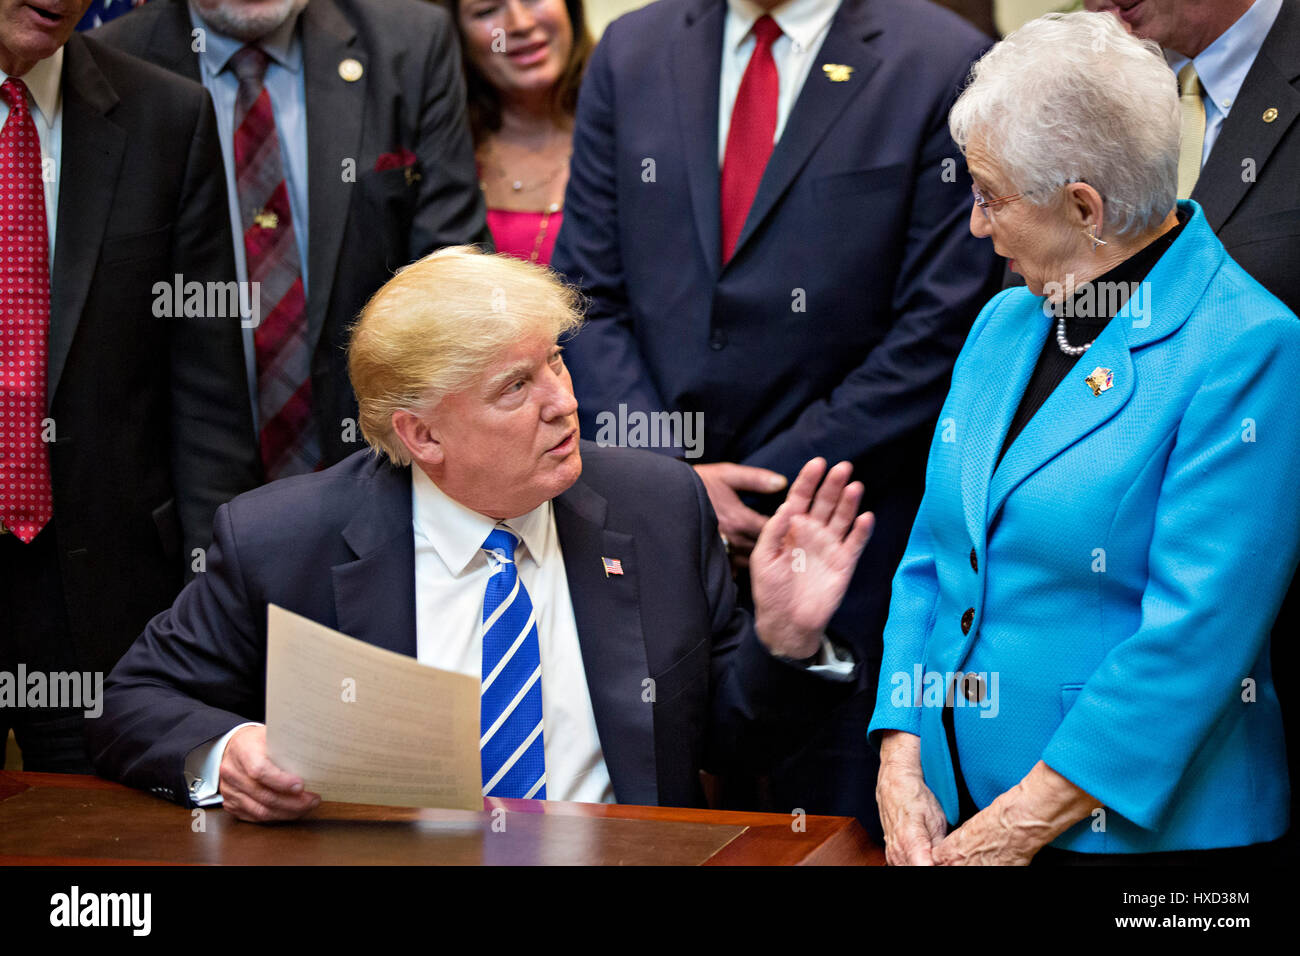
1, 48, 64, 267
186, 468, 614, 806
1166, 0, 1283, 166
409, 466, 613, 804
718, 0, 841, 166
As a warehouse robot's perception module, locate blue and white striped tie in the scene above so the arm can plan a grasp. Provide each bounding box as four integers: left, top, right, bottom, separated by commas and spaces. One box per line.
479, 527, 546, 799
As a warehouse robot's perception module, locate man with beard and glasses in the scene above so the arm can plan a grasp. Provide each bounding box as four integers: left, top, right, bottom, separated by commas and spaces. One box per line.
95, 0, 492, 480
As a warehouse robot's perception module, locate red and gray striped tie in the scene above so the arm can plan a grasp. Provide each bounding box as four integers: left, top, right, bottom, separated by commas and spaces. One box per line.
230, 45, 321, 480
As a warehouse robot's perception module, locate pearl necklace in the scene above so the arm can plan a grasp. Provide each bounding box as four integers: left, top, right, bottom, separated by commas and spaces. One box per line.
1055, 313, 1092, 357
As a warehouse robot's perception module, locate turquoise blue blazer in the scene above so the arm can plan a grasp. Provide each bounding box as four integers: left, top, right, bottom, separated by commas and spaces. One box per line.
868, 202, 1300, 852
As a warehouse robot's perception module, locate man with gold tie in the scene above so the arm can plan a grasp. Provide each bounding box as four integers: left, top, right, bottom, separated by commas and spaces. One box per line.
1096, 0, 1300, 860
1095, 1, 1298, 308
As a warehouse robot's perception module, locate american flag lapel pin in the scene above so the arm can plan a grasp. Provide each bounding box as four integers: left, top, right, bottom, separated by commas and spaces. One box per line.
602, 556, 624, 577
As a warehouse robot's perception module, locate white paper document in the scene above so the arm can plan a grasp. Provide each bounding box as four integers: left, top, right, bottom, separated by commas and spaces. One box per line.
265, 604, 482, 810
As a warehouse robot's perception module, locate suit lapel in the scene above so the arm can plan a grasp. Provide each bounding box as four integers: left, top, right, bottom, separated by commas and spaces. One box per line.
986, 328, 1135, 524
553, 474, 657, 806
145, 0, 204, 83
1193, 0, 1300, 230
727, 0, 883, 265
49, 36, 125, 406
330, 457, 657, 799
672, 0, 725, 279
959, 301, 1049, 551
300, 0, 366, 355
983, 203, 1221, 528
332, 460, 417, 657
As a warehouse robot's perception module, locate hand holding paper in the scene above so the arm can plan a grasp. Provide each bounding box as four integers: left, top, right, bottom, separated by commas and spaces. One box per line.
262, 605, 483, 812
219, 725, 321, 822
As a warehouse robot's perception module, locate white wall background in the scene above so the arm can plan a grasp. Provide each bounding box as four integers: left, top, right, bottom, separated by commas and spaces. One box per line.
584, 0, 1066, 39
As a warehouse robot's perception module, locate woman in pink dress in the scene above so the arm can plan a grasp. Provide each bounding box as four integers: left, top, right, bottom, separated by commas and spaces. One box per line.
444, 0, 594, 265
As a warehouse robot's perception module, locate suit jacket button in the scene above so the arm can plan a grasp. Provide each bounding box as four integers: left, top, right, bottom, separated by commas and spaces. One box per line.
709, 330, 727, 350
962, 672, 985, 703
961, 607, 974, 634
969, 548, 978, 572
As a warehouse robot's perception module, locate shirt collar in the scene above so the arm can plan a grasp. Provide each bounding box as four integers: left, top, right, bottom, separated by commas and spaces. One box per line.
1, 46, 63, 130
725, 0, 841, 56
188, 2, 305, 77
410, 465, 551, 576
1167, 0, 1282, 117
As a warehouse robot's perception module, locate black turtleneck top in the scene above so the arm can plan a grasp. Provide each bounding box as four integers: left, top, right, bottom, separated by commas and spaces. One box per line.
994, 209, 1189, 471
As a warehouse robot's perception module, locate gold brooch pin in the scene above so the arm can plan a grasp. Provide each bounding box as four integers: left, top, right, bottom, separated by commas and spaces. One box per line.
404, 166, 422, 187
1085, 367, 1114, 396
822, 63, 854, 82
339, 58, 363, 82
252, 208, 278, 230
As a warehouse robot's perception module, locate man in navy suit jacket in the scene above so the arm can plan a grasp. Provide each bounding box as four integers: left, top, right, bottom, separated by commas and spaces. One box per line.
550, 0, 1002, 824
89, 246, 875, 817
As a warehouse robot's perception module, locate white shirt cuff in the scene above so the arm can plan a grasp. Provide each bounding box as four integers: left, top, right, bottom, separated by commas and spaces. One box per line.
775, 634, 856, 681
184, 722, 263, 806
804, 634, 856, 681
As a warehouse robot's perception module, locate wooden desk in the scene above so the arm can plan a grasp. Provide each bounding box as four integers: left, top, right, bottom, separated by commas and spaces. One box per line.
0, 772, 882, 865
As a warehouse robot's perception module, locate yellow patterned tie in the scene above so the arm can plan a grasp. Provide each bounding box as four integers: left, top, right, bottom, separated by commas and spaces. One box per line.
1177, 63, 1206, 200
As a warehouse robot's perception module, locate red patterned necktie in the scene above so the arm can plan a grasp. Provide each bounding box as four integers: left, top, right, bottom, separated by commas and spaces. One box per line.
230, 45, 321, 479
0, 78, 54, 543
720, 14, 783, 264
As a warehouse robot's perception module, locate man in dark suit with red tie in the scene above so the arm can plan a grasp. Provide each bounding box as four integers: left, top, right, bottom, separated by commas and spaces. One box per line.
95, 0, 491, 477
550, 0, 1001, 828
0, 0, 260, 771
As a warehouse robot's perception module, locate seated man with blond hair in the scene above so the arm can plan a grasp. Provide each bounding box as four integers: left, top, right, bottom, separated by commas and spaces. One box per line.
90, 247, 874, 819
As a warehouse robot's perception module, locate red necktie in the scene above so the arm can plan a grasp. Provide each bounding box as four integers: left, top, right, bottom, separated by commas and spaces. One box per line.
230, 45, 321, 480
720, 15, 782, 264
0, 78, 54, 543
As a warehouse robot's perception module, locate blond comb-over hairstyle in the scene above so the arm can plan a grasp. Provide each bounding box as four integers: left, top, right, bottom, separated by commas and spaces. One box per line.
348, 246, 584, 465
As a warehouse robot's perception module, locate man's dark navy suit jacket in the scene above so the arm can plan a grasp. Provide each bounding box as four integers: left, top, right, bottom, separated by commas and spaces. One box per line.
552, 0, 1001, 649
550, 0, 1001, 823
90, 443, 856, 808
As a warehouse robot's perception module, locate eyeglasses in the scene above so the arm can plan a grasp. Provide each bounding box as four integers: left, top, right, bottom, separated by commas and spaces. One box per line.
971, 184, 1023, 220
971, 179, 1097, 221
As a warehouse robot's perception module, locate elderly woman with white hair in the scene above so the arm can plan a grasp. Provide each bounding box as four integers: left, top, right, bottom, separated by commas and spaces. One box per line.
868, 11, 1300, 865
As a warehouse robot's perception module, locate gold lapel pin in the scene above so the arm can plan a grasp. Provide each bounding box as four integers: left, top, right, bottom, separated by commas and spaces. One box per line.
252, 208, 278, 230
404, 166, 422, 187
1263, 107, 1279, 123
339, 58, 364, 82
822, 63, 854, 83
1085, 367, 1114, 396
